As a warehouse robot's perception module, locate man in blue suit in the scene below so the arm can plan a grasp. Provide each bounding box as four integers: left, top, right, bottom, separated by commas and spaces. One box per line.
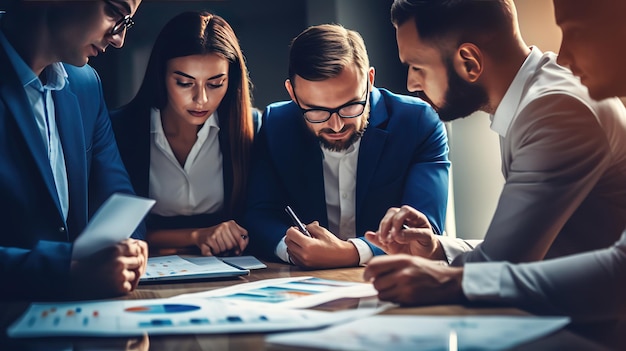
0, 0, 147, 299
245, 24, 449, 269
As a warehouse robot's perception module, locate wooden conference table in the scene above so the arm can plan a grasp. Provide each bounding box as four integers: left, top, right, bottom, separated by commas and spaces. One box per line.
0, 259, 612, 350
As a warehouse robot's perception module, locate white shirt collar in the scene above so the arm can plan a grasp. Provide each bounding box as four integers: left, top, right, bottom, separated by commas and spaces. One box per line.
150, 107, 220, 138
490, 46, 543, 137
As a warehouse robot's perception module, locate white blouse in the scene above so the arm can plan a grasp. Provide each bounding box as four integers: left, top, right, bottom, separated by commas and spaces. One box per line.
148, 107, 224, 217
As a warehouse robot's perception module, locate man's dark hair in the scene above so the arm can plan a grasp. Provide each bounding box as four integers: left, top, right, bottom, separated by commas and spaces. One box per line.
287, 24, 370, 86
391, 0, 515, 50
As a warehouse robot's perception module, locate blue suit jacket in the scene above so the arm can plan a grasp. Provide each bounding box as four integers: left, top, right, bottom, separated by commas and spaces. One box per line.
0, 45, 140, 299
244, 87, 450, 260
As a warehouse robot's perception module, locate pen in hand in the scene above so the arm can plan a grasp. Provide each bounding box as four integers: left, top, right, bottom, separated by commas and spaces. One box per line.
285, 206, 312, 237
384, 224, 410, 243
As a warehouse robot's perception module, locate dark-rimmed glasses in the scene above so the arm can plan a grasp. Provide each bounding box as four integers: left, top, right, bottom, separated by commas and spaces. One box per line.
104, 0, 135, 36
294, 81, 370, 123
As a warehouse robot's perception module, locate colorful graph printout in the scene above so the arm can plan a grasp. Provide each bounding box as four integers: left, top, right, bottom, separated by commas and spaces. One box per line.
141, 255, 248, 282
7, 298, 378, 337
125, 304, 201, 314
173, 276, 380, 309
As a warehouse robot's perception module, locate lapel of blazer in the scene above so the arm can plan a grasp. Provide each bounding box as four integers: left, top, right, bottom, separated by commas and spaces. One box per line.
301, 133, 328, 224
0, 47, 64, 218
111, 103, 150, 198
53, 82, 88, 237
281, 114, 328, 225
356, 88, 389, 216
133, 105, 151, 198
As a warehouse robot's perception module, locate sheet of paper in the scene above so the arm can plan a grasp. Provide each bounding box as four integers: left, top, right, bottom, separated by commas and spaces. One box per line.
172, 276, 384, 309
267, 315, 571, 351
7, 298, 378, 338
72, 193, 155, 260
217, 256, 267, 270
141, 255, 247, 282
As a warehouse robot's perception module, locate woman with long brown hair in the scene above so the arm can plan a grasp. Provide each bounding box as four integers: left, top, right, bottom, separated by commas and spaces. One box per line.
111, 11, 259, 256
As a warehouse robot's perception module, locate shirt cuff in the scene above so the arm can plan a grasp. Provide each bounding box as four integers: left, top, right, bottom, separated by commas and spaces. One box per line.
274, 236, 291, 264
347, 238, 374, 266
462, 261, 506, 301
437, 236, 482, 264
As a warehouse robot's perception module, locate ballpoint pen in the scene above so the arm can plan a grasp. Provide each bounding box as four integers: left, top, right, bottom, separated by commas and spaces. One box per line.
394, 224, 410, 240
284, 206, 312, 237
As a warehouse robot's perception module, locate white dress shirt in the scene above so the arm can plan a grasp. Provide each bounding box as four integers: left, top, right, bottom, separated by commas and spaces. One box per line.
148, 108, 224, 216
322, 140, 359, 240
437, 46, 626, 266
435, 48, 538, 263
275, 138, 374, 265
444, 47, 626, 301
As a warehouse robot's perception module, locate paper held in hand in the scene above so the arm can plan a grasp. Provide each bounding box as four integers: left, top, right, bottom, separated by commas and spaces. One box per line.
71, 193, 155, 260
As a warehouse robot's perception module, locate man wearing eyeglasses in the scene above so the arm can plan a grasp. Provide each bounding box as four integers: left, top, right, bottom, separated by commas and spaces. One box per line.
0, 0, 146, 299
244, 24, 450, 269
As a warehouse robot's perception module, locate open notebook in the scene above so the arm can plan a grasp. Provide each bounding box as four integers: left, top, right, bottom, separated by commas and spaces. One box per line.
140, 255, 251, 282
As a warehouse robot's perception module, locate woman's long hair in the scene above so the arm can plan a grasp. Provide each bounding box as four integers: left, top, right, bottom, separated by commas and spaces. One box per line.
129, 11, 255, 216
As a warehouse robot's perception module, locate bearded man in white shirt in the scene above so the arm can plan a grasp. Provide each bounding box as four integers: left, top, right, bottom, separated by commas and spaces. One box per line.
364, 0, 626, 322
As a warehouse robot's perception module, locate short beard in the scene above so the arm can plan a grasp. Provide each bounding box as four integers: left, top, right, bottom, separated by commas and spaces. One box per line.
319, 125, 365, 152
421, 58, 490, 122
317, 108, 369, 152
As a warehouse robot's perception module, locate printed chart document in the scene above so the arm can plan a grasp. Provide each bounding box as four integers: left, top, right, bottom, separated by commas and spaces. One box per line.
72, 193, 155, 260
140, 255, 249, 282
267, 315, 571, 351
172, 276, 384, 309
7, 298, 377, 338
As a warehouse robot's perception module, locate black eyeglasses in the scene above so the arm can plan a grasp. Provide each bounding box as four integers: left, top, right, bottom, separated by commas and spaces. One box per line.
104, 0, 135, 36
294, 81, 370, 123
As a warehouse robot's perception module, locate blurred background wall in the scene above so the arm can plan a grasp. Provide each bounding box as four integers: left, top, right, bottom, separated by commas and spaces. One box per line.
91, 0, 404, 110
88, 0, 562, 240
